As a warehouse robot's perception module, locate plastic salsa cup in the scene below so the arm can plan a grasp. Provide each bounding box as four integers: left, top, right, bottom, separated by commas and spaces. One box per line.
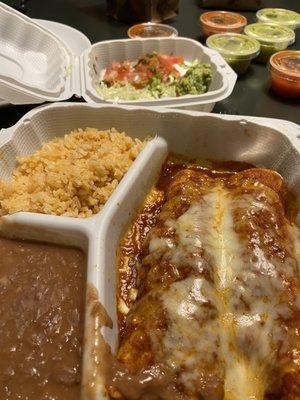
257, 8, 300, 31
206, 33, 260, 75
269, 50, 300, 99
127, 23, 178, 38
244, 23, 295, 63
199, 11, 247, 38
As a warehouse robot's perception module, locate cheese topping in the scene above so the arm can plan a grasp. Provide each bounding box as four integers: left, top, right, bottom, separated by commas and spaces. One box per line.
116, 163, 300, 400
147, 183, 300, 399
161, 276, 219, 373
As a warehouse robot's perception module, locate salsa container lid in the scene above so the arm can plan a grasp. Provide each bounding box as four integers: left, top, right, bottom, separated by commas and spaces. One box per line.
257, 8, 300, 30
0, 2, 237, 112
200, 11, 247, 31
127, 22, 178, 38
270, 50, 300, 81
206, 33, 260, 60
244, 22, 295, 45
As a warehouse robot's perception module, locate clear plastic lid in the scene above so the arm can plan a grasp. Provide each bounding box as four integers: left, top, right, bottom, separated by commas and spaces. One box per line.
244, 23, 295, 45
127, 23, 178, 38
200, 11, 247, 31
257, 8, 300, 29
206, 33, 260, 60
270, 50, 300, 81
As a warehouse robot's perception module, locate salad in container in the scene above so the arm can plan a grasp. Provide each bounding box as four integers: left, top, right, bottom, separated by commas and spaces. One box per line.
96, 52, 213, 101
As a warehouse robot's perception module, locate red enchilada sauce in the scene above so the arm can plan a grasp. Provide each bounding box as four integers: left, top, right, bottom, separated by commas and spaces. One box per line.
0, 237, 86, 400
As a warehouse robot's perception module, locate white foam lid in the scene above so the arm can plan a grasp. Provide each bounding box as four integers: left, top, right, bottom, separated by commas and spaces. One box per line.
0, 2, 67, 97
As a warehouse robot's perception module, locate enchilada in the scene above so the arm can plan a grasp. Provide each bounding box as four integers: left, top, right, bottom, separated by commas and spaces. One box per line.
110, 156, 300, 400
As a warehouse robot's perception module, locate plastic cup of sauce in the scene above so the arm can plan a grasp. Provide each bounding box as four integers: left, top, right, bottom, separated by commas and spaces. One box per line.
206, 33, 260, 75
257, 8, 300, 31
199, 11, 247, 38
127, 23, 178, 38
244, 23, 295, 63
269, 50, 300, 99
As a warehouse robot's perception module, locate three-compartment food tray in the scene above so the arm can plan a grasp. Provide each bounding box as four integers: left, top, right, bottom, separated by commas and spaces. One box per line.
0, 102, 299, 399
0, 1, 237, 111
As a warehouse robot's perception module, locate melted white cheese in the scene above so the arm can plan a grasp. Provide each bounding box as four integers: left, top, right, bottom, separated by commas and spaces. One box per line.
160, 276, 220, 390
150, 191, 221, 390
146, 184, 300, 399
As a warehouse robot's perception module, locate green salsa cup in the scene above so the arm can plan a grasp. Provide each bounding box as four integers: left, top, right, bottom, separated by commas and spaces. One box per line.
257, 8, 300, 31
206, 33, 260, 75
244, 23, 295, 63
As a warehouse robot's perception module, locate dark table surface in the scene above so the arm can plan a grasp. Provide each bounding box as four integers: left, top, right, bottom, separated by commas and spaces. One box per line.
1, 0, 299, 128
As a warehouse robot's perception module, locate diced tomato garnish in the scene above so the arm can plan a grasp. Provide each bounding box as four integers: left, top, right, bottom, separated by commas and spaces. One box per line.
157, 55, 183, 80
103, 53, 184, 87
158, 55, 184, 65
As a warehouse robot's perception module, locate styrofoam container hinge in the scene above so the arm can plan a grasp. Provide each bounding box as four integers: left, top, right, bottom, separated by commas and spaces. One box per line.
72, 55, 83, 98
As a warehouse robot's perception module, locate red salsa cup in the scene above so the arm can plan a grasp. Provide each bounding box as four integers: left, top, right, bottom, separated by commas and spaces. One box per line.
199, 11, 247, 38
128, 23, 178, 38
269, 50, 300, 99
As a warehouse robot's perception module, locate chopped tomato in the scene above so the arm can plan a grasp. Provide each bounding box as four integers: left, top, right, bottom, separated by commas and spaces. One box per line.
157, 55, 183, 80
103, 52, 184, 88
158, 54, 184, 65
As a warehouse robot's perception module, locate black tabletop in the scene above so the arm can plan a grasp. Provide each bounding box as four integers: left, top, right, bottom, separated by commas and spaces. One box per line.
1, 0, 299, 128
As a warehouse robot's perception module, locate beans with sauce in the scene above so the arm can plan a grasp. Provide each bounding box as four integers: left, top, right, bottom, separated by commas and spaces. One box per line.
0, 236, 86, 400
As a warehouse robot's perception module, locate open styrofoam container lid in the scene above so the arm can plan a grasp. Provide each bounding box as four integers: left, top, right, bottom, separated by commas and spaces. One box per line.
0, 2, 68, 97
0, 2, 237, 109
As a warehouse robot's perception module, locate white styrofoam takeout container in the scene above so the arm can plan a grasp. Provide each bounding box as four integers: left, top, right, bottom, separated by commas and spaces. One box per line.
0, 102, 299, 399
0, 1, 237, 112
83, 37, 236, 109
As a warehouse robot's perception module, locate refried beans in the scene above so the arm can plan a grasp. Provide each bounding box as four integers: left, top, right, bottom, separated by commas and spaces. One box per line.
0, 236, 86, 400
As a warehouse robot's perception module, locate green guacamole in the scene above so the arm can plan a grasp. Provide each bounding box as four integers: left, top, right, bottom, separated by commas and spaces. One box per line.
245, 23, 295, 62
257, 8, 300, 30
206, 33, 260, 74
176, 64, 212, 96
